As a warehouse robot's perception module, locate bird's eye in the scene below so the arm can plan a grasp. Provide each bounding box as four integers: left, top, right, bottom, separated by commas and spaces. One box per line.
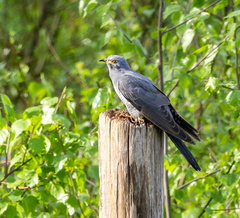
110, 60, 117, 63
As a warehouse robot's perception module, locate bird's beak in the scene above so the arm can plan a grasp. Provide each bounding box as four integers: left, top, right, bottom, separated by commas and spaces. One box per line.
99, 58, 107, 62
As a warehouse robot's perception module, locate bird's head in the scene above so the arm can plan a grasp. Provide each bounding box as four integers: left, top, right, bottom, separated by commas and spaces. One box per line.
99, 55, 131, 70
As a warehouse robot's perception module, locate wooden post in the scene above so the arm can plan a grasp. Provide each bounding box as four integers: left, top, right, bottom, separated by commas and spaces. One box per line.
99, 109, 164, 218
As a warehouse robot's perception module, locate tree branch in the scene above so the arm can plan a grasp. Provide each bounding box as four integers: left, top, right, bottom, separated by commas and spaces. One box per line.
54, 87, 67, 113
162, 0, 221, 34
167, 36, 229, 97
0, 158, 32, 183
69, 170, 86, 217
187, 36, 229, 73
5, 130, 11, 177
157, 0, 164, 91
158, 1, 172, 218
45, 33, 82, 85
197, 160, 236, 217
178, 170, 220, 190
234, 26, 240, 89
211, 208, 240, 211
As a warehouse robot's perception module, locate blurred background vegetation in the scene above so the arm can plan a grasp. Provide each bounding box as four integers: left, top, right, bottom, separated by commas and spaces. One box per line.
0, 0, 239, 217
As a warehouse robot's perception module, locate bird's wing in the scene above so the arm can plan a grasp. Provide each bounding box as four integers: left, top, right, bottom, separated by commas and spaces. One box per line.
168, 104, 200, 141
118, 74, 195, 144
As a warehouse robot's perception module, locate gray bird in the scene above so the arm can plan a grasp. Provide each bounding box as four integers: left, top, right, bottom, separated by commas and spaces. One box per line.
99, 55, 201, 171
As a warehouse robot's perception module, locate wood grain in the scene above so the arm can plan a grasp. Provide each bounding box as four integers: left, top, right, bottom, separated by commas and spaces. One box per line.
99, 109, 164, 218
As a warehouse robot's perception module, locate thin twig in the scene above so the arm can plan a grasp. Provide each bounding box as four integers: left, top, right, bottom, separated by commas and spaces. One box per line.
197, 160, 236, 217
162, 0, 221, 34
187, 36, 229, 73
220, 85, 236, 90
167, 36, 229, 97
5, 130, 11, 177
86, 179, 97, 187
0, 158, 32, 183
172, 204, 186, 210
69, 171, 86, 217
212, 208, 240, 211
157, 0, 164, 91
0, 181, 31, 190
178, 170, 220, 189
45, 33, 82, 85
46, 34, 71, 73
167, 81, 179, 98
171, 38, 182, 79
54, 87, 67, 113
158, 1, 172, 218
197, 197, 213, 218
234, 26, 240, 89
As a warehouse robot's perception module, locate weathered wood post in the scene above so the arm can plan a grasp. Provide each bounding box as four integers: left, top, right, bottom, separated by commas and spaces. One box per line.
99, 109, 164, 218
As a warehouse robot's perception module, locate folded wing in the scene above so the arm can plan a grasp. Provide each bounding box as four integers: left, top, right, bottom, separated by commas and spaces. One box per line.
118, 74, 199, 144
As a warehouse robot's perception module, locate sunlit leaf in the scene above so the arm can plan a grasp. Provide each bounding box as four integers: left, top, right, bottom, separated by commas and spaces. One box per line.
0, 128, 8, 144
182, 29, 195, 52
203, 46, 218, 66
11, 119, 31, 138
205, 77, 219, 92
46, 181, 66, 200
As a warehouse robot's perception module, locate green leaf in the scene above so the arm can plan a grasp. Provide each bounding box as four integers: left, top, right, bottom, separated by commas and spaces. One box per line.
46, 181, 66, 200
21, 196, 39, 215
0, 94, 16, 122
0, 118, 7, 128
3, 205, 19, 217
0, 128, 8, 144
87, 165, 99, 181
40, 97, 58, 107
132, 39, 147, 56
66, 196, 78, 215
11, 119, 31, 138
9, 154, 23, 169
0, 202, 8, 214
180, 74, 191, 89
193, 45, 208, 54
92, 88, 108, 109
42, 107, 55, 125
23, 106, 43, 118
221, 173, 239, 186
205, 77, 219, 92
182, 29, 195, 52
96, 2, 111, 15
79, 0, 85, 16
203, 46, 218, 66
226, 90, 240, 106
29, 134, 51, 153
83, 0, 98, 17
163, 5, 181, 19
193, 0, 205, 7
52, 114, 71, 130
28, 82, 46, 102
225, 10, 240, 18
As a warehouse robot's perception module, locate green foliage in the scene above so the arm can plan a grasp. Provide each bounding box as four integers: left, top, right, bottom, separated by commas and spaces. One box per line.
0, 0, 240, 217
0, 93, 99, 217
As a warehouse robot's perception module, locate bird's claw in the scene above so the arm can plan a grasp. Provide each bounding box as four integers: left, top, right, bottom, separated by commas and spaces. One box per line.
119, 113, 144, 125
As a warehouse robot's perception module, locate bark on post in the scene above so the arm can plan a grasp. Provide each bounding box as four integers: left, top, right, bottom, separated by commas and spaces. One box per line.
99, 109, 164, 218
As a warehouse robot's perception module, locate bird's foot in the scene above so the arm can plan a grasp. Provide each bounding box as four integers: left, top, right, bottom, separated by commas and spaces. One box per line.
119, 113, 144, 125
134, 117, 145, 125
119, 113, 135, 122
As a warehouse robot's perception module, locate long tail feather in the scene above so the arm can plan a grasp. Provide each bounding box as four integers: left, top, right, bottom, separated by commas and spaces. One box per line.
167, 133, 201, 171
